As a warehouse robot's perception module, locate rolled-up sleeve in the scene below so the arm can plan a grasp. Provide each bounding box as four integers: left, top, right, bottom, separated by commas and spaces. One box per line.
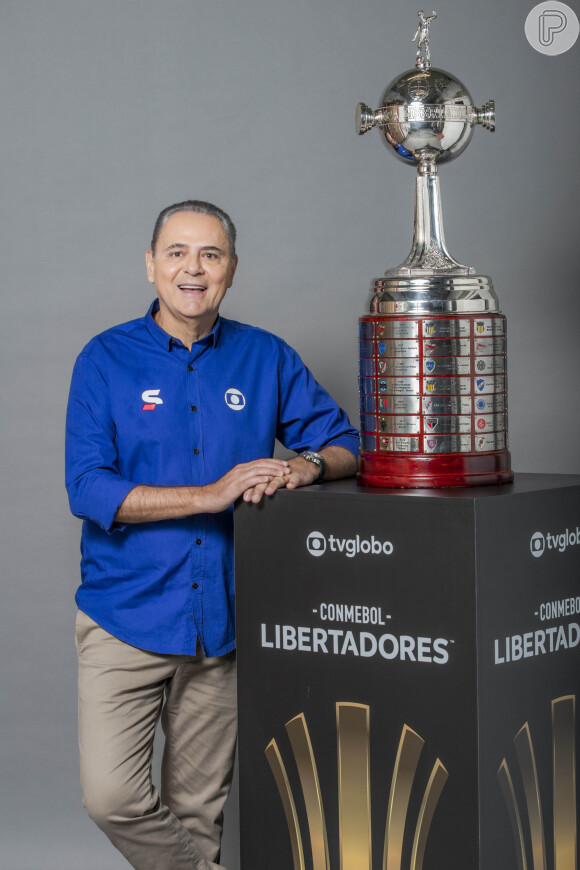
276, 343, 360, 458
65, 351, 135, 533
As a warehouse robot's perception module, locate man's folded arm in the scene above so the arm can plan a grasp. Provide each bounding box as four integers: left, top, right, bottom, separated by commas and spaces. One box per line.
114, 456, 292, 523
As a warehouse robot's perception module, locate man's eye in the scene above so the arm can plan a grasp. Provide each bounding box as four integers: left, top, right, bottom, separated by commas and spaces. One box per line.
203, 252, 217, 260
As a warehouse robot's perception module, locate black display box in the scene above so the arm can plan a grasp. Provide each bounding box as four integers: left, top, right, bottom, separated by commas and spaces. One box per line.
235, 474, 579, 870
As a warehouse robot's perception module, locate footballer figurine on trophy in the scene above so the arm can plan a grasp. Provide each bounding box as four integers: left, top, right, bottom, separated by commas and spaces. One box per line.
413, 10, 437, 70
356, 11, 513, 487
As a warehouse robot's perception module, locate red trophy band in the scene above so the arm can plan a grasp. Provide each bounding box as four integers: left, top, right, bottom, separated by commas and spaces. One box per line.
357, 313, 514, 488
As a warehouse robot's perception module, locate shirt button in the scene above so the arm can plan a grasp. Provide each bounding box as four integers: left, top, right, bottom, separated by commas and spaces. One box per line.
193, 448, 200, 455
190, 405, 197, 411
195, 539, 202, 545
187, 365, 194, 372
192, 583, 199, 590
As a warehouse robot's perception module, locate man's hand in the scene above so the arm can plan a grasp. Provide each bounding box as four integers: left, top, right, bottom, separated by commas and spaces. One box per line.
202, 459, 291, 512
241, 455, 318, 504
241, 445, 358, 504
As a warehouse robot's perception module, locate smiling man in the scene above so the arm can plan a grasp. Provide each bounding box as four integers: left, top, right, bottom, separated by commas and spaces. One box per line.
65, 200, 358, 870
145, 209, 236, 349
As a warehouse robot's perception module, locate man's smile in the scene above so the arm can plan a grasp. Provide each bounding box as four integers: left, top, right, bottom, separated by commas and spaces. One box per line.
177, 283, 206, 293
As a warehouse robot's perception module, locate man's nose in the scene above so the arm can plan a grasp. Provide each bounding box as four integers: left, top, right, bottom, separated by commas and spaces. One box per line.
184, 254, 204, 275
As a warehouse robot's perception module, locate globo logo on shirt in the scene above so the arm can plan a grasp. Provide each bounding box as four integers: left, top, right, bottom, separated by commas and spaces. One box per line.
225, 388, 246, 411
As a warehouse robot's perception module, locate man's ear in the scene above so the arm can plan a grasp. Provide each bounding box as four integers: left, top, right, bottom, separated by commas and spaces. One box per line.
145, 249, 155, 285
228, 255, 238, 288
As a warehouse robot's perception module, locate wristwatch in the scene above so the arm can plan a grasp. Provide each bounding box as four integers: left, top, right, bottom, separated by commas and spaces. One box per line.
299, 451, 326, 481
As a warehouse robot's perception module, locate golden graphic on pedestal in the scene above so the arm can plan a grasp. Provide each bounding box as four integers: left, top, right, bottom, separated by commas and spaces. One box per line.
498, 695, 577, 870
265, 702, 448, 870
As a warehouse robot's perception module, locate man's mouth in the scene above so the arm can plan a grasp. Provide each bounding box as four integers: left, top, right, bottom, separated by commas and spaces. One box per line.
177, 284, 206, 293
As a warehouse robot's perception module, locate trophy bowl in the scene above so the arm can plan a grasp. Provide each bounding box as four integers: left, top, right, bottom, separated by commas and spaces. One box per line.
381, 68, 478, 164
356, 68, 495, 167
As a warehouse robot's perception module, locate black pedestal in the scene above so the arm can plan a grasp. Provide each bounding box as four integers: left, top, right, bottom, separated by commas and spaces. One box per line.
234, 473, 580, 870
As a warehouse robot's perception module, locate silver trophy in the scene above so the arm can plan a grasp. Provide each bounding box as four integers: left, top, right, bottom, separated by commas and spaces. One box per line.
356, 12, 512, 487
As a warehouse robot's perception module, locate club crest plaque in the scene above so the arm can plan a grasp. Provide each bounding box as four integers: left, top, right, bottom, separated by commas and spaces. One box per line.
356, 11, 513, 487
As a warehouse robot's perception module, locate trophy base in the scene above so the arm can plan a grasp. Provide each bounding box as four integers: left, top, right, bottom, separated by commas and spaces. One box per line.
357, 449, 514, 489
358, 306, 512, 489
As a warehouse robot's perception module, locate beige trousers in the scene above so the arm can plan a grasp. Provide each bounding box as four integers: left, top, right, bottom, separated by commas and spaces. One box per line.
75, 610, 237, 870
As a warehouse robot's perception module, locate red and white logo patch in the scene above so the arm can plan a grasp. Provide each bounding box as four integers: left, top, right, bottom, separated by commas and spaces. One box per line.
142, 389, 163, 411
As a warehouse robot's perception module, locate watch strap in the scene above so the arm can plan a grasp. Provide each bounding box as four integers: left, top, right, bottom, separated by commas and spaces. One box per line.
299, 451, 326, 481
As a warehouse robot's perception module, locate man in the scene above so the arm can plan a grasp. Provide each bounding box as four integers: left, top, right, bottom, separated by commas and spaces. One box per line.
66, 200, 359, 870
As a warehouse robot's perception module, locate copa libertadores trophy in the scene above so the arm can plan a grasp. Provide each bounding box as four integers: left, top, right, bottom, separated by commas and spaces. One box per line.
356, 11, 513, 487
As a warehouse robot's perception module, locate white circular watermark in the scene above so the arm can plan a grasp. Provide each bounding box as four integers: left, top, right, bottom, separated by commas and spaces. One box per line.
525, 2, 579, 55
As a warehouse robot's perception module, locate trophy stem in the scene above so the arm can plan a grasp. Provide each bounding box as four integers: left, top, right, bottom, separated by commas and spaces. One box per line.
387, 164, 474, 277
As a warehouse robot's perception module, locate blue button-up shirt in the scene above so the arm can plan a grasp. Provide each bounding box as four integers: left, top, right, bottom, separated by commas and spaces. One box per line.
65, 302, 359, 656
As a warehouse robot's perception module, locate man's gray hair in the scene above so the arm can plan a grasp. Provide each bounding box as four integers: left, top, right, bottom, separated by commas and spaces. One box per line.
150, 200, 237, 261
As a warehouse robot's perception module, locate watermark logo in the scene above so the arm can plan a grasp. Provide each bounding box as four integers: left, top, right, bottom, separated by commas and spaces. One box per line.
525, 2, 579, 55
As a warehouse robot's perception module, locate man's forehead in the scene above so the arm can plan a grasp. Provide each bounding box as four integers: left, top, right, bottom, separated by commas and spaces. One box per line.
159, 212, 229, 247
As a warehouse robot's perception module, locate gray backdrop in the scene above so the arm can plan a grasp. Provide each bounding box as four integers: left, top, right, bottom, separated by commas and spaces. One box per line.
1, 0, 578, 868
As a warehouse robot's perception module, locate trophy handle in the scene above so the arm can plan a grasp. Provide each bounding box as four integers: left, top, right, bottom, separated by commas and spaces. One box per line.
356, 102, 379, 135
476, 100, 495, 132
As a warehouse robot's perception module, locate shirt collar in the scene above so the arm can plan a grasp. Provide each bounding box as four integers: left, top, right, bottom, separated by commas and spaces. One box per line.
144, 299, 222, 351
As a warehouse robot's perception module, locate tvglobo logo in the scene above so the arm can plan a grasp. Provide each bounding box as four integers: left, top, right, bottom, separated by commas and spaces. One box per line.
306, 531, 394, 559
530, 527, 580, 558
